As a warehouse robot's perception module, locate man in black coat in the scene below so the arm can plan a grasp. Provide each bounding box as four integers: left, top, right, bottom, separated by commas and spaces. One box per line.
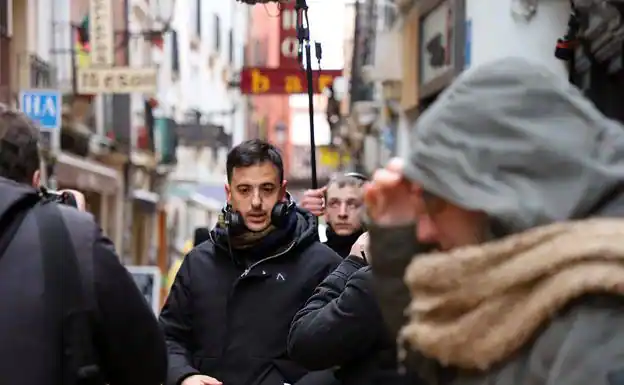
288, 234, 419, 385
0, 110, 167, 385
160, 139, 342, 385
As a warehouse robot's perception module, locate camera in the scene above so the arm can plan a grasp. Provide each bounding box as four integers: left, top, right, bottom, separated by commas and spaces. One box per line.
40, 187, 79, 208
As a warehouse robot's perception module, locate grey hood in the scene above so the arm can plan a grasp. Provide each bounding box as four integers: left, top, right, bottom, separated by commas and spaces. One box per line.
403, 57, 624, 234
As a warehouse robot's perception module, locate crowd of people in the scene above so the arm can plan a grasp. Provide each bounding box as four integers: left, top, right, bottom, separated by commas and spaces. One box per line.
1, 56, 624, 385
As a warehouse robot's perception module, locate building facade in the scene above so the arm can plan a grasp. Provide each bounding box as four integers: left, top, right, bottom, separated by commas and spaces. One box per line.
161, 0, 248, 255
245, 3, 292, 175
351, 0, 573, 169
2, 0, 181, 266
26, 0, 128, 250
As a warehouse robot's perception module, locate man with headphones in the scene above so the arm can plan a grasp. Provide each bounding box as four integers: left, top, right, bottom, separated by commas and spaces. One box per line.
300, 173, 368, 257
160, 139, 342, 385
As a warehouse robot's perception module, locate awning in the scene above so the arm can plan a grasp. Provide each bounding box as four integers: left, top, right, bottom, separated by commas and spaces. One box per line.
166, 182, 226, 210
189, 192, 222, 211
196, 183, 226, 203
132, 190, 160, 213
56, 152, 120, 195
132, 189, 160, 204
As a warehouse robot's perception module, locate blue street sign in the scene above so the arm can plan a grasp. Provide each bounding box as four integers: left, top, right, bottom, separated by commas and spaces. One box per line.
19, 89, 61, 130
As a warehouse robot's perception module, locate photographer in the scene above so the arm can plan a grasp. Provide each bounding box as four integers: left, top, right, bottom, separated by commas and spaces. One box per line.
0, 110, 167, 385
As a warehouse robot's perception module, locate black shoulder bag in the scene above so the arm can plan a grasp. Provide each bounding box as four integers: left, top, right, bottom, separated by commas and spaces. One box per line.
35, 202, 104, 385
0, 193, 40, 258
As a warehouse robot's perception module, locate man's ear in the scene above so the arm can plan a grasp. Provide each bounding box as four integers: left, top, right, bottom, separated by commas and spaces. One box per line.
32, 170, 41, 188
224, 183, 231, 203
280, 180, 288, 199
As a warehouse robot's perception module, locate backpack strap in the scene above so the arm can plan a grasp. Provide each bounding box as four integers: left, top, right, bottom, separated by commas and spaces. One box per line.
35, 202, 102, 385
0, 193, 39, 260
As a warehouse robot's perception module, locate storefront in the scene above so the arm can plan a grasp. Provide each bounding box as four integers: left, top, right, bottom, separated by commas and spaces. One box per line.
55, 151, 123, 246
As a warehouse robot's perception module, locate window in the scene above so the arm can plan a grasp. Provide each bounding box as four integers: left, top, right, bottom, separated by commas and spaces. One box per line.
0, 0, 7, 36
171, 30, 179, 73
30, 55, 52, 87
195, 0, 201, 37
252, 38, 267, 66
213, 14, 221, 52
383, 3, 396, 29
228, 29, 234, 64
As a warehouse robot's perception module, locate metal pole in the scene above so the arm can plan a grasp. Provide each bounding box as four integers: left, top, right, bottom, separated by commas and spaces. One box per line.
296, 0, 318, 189
304, 41, 317, 189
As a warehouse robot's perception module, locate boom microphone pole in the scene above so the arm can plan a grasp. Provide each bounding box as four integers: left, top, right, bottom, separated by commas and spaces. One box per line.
238, 0, 320, 188
295, 0, 319, 189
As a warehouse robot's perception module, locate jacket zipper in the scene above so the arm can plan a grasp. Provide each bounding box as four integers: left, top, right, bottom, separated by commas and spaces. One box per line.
218, 240, 297, 366
239, 241, 296, 278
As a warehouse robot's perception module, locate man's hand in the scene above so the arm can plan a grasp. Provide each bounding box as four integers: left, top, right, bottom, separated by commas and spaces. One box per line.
349, 232, 369, 260
300, 186, 327, 216
59, 189, 86, 211
181, 374, 222, 385
364, 158, 423, 226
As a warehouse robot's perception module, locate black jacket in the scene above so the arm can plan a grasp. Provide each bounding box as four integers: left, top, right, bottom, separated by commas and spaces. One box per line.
288, 256, 415, 385
324, 227, 363, 258
160, 207, 342, 385
0, 177, 167, 385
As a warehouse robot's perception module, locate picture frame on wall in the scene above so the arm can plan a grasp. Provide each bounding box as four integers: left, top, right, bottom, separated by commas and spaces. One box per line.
126, 265, 162, 315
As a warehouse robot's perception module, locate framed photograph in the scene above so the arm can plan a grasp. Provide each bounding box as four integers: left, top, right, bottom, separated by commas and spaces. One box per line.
126, 265, 162, 315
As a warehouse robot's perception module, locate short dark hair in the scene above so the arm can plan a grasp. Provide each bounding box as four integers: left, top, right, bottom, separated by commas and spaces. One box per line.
0, 109, 41, 184
226, 139, 284, 183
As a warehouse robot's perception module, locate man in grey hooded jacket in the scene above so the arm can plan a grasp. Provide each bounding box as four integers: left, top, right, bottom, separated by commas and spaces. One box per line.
364, 57, 624, 385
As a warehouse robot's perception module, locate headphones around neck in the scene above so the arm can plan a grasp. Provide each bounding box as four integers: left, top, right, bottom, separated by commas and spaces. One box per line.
223, 191, 296, 234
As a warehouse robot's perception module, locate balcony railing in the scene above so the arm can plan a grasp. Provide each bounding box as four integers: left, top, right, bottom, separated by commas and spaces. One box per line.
29, 54, 56, 88
18, 53, 58, 89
